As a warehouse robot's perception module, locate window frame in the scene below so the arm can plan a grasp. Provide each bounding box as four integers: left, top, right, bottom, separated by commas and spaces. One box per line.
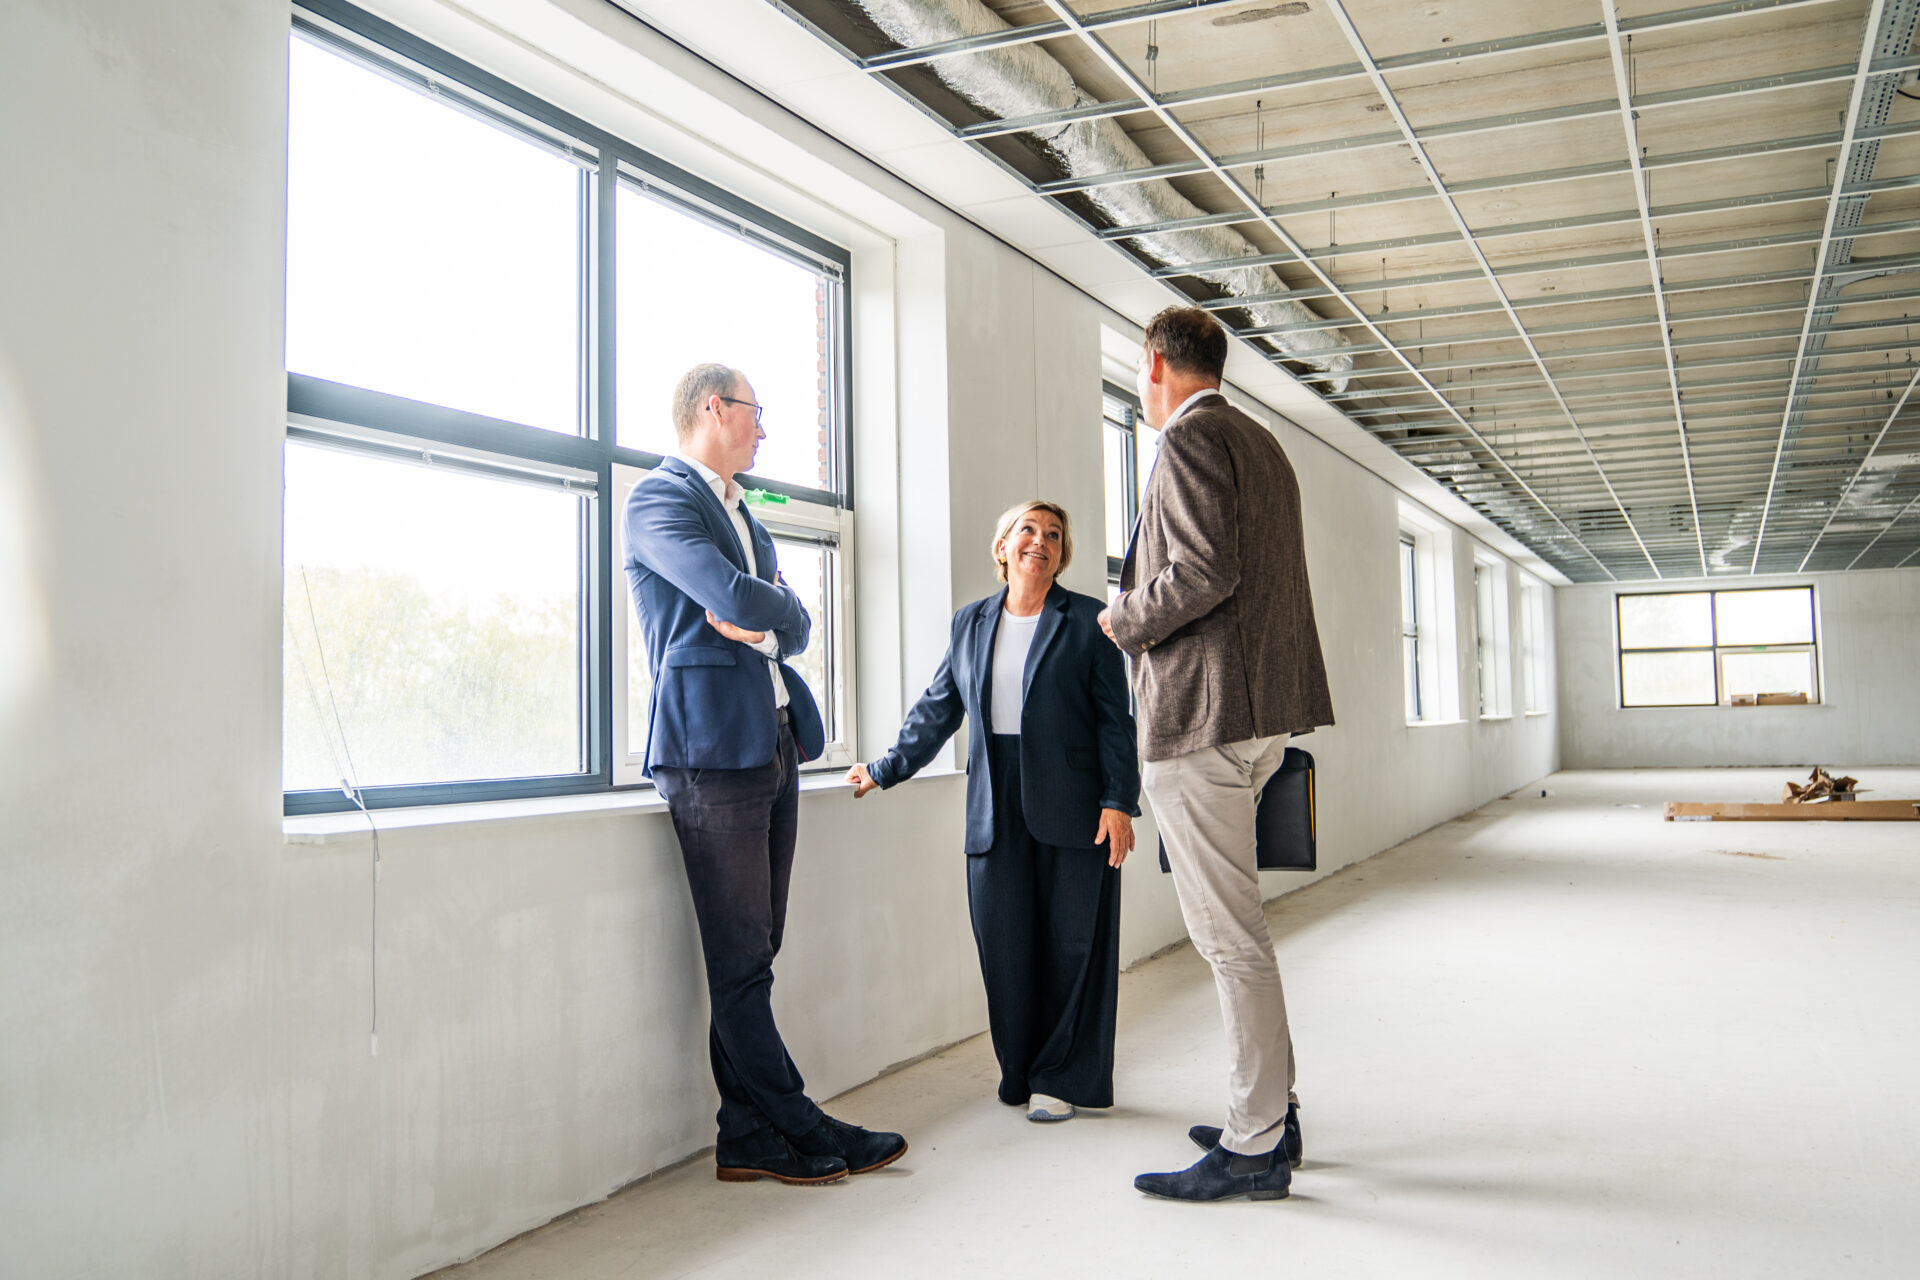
1397, 506, 1457, 724
1615, 586, 1820, 710
283, 1, 854, 815
1473, 563, 1490, 717
1102, 382, 1141, 584
1473, 556, 1512, 719
1400, 534, 1423, 722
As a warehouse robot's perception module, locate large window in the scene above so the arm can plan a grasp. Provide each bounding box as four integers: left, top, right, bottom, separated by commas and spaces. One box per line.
283, 4, 852, 813
1398, 505, 1461, 724
1616, 587, 1819, 708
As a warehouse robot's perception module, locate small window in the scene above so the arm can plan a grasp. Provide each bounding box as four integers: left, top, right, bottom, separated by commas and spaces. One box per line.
1400, 535, 1422, 721
1616, 587, 1819, 708
1398, 508, 1458, 723
1135, 418, 1162, 530
1474, 558, 1511, 718
1102, 386, 1139, 577
1520, 579, 1550, 714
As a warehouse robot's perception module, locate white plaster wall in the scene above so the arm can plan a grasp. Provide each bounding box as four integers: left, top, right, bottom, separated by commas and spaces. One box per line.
0, 0, 291, 1275
1558, 568, 1920, 769
0, 1, 1559, 1276
277, 783, 983, 1277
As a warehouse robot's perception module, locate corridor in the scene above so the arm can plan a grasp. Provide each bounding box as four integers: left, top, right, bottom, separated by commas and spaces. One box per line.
436, 768, 1920, 1279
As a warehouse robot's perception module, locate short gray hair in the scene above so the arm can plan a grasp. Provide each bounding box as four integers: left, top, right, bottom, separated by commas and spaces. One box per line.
671, 363, 742, 440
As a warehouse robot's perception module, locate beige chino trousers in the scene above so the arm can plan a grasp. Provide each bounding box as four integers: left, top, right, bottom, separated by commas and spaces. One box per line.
1143, 733, 1297, 1156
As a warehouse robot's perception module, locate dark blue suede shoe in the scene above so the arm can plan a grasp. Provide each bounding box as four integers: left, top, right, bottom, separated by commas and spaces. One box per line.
790, 1114, 908, 1175
1135, 1144, 1291, 1202
714, 1127, 847, 1185
1188, 1102, 1303, 1169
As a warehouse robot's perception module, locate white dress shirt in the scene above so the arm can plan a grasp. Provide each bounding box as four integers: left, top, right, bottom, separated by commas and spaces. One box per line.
1166, 385, 1221, 428
673, 454, 789, 709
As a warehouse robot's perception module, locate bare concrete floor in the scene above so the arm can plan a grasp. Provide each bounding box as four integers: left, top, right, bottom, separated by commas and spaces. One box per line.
435, 768, 1920, 1279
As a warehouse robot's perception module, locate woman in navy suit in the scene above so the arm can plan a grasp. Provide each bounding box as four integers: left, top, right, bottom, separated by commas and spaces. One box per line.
847, 500, 1140, 1122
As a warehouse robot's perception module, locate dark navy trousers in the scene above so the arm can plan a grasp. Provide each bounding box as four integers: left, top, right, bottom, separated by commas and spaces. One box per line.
971, 734, 1123, 1108
653, 725, 824, 1144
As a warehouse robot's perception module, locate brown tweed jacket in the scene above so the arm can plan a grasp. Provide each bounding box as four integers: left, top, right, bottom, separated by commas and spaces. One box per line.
1108, 393, 1335, 762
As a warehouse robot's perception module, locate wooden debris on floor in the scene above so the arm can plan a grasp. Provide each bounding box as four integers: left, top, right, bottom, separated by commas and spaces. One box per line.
1665, 800, 1920, 822
1782, 766, 1862, 804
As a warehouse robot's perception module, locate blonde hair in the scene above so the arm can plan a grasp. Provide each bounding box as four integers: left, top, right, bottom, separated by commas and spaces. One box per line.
990, 500, 1073, 584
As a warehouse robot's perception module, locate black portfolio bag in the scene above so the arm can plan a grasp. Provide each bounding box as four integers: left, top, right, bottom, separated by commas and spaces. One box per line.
1157, 747, 1316, 874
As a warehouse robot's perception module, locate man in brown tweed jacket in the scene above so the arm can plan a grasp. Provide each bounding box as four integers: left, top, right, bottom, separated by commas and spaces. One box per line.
1099, 306, 1335, 1203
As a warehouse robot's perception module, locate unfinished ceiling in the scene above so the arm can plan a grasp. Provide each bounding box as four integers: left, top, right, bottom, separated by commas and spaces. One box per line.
768, 0, 1920, 582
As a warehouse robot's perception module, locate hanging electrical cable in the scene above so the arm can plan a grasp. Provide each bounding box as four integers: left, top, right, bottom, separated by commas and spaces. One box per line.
289, 567, 383, 1057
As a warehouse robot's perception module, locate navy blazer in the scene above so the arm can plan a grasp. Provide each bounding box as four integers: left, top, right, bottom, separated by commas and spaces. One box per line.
868, 584, 1140, 854
623, 458, 826, 774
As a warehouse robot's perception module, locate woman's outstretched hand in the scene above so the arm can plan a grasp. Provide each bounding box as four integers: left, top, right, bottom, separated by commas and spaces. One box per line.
846, 763, 879, 798
1095, 808, 1135, 868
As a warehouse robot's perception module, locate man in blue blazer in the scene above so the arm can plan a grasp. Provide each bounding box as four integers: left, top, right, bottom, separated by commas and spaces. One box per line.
624, 363, 906, 1186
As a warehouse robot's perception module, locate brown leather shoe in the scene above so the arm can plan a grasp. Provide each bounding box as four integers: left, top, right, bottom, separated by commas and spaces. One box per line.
714, 1127, 848, 1185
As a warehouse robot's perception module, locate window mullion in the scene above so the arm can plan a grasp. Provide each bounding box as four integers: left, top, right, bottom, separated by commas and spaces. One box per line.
593, 153, 617, 785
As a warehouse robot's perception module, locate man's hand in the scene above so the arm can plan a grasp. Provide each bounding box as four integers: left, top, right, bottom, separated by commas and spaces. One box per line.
1095, 808, 1135, 868
1096, 605, 1116, 643
845, 763, 879, 798
706, 609, 767, 645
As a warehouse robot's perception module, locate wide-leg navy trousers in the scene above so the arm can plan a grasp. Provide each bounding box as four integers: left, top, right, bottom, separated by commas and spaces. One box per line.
971, 734, 1123, 1108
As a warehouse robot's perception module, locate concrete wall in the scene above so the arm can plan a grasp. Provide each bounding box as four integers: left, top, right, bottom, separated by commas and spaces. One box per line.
1559, 567, 1920, 769
0, 1, 1556, 1276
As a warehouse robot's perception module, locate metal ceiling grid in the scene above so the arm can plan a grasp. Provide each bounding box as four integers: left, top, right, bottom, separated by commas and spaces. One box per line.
1015, 0, 1626, 580
774, 0, 1920, 581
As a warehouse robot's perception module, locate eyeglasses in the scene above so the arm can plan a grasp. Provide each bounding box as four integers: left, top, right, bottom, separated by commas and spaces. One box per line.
716, 396, 764, 425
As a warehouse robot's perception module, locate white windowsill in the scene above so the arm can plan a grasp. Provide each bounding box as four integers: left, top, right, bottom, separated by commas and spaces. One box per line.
1525, 710, 1552, 718
1617, 702, 1830, 712
1405, 718, 1467, 728
283, 767, 960, 844
1479, 714, 1515, 722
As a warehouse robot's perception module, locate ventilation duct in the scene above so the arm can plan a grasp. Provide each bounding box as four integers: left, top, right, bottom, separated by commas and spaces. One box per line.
846, 0, 1355, 392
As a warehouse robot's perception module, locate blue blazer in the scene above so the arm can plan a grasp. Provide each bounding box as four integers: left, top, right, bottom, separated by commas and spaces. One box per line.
623, 458, 826, 774
868, 584, 1140, 854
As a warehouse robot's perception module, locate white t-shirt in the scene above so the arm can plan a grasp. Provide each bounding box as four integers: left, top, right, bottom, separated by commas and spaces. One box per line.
990, 607, 1043, 733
